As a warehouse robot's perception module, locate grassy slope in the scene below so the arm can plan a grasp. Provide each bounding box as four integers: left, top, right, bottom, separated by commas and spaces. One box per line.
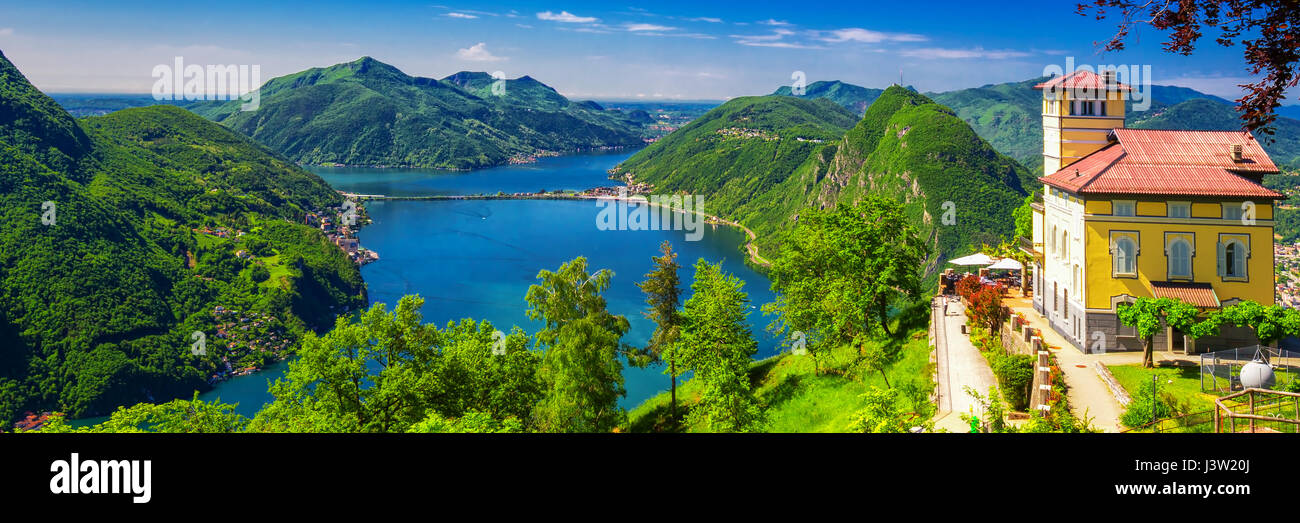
626, 327, 933, 433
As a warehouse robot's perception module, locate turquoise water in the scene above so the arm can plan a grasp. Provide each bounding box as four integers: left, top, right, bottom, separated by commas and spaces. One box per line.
194, 150, 780, 418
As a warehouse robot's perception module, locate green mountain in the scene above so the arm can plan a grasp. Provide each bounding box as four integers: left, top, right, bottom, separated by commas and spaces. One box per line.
189, 57, 649, 169
612, 95, 859, 219
772, 80, 885, 116
780, 77, 1300, 174
616, 87, 1029, 276
0, 50, 364, 422
927, 78, 1047, 175
929, 79, 1300, 174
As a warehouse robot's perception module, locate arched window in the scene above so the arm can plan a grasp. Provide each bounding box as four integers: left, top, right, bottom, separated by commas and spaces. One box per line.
1223, 240, 1247, 279
1114, 237, 1136, 276
1062, 230, 1070, 260
1049, 226, 1057, 256
1168, 239, 1191, 278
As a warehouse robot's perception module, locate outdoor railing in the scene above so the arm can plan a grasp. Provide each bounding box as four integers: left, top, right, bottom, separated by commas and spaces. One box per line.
1214, 388, 1300, 433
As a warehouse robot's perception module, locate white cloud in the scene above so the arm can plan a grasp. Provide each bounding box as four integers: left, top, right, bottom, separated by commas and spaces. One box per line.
0, 28, 13, 37
730, 29, 819, 49
537, 10, 599, 23
446, 12, 478, 19
758, 19, 790, 26
637, 32, 717, 40
820, 28, 926, 44
685, 17, 723, 23
900, 47, 1030, 60
625, 23, 676, 32
456, 42, 505, 62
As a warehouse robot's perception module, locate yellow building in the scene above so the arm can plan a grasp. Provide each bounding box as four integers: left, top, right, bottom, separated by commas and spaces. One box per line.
1026, 70, 1283, 354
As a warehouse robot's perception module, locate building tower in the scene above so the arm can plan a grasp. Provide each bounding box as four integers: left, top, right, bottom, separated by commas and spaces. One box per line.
1034, 70, 1129, 175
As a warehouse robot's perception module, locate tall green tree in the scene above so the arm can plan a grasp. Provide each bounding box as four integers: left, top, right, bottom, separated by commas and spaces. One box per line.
251, 295, 439, 432
633, 241, 685, 426
1012, 192, 1036, 241
672, 260, 763, 432
765, 196, 928, 374
1117, 297, 1201, 368
525, 257, 629, 433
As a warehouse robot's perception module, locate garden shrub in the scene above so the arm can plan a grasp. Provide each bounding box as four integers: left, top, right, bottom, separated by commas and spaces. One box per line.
991, 354, 1034, 410
1120, 378, 1183, 429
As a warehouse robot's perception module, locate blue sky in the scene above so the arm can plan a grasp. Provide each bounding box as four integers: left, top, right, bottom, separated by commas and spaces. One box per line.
0, 0, 1273, 102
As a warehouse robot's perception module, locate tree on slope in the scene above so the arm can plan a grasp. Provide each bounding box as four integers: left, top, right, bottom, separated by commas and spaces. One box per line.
634, 241, 685, 426
765, 196, 927, 375
672, 259, 763, 432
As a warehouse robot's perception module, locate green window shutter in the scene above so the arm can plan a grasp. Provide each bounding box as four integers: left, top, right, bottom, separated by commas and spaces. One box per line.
1216, 241, 1225, 277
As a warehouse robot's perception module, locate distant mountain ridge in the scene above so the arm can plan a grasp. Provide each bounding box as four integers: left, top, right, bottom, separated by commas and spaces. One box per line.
772, 80, 887, 116
775, 77, 1300, 173
188, 57, 650, 169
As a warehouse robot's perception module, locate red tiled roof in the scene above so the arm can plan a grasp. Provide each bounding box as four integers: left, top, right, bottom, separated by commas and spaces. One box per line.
1150, 281, 1220, 308
1034, 70, 1132, 92
1112, 129, 1277, 173
1040, 129, 1284, 199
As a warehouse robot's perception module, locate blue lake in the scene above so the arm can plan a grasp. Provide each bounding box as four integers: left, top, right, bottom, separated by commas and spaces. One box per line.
198, 151, 780, 417
311, 149, 634, 196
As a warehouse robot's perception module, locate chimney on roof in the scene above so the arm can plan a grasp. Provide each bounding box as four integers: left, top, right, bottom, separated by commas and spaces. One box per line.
1101, 69, 1116, 88
1231, 144, 1244, 162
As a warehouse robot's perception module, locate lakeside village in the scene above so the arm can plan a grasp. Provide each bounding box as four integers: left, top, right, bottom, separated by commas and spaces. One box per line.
196, 200, 377, 385
303, 199, 380, 266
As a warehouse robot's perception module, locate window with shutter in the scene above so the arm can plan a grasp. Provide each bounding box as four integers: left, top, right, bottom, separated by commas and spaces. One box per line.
1168, 238, 1191, 279
1113, 236, 1137, 277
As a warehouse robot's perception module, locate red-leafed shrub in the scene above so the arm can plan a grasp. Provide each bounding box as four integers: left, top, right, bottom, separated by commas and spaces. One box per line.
966, 284, 1006, 335
955, 275, 982, 300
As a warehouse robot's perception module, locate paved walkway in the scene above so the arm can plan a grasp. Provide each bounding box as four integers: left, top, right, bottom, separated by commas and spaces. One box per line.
932, 296, 998, 432
1004, 297, 1135, 432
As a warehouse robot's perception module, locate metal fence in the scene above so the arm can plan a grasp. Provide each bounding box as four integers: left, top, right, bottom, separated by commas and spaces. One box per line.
1200, 345, 1300, 393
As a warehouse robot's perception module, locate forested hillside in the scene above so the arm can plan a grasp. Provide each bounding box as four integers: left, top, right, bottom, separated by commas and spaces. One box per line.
0, 50, 365, 422
189, 57, 649, 169
613, 96, 858, 218
616, 88, 1029, 278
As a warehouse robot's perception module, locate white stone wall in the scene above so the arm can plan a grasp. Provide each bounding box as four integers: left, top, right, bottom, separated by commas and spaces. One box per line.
1041, 185, 1088, 348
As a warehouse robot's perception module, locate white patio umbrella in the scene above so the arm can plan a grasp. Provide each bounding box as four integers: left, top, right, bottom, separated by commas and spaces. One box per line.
948, 253, 993, 266
986, 258, 1024, 271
